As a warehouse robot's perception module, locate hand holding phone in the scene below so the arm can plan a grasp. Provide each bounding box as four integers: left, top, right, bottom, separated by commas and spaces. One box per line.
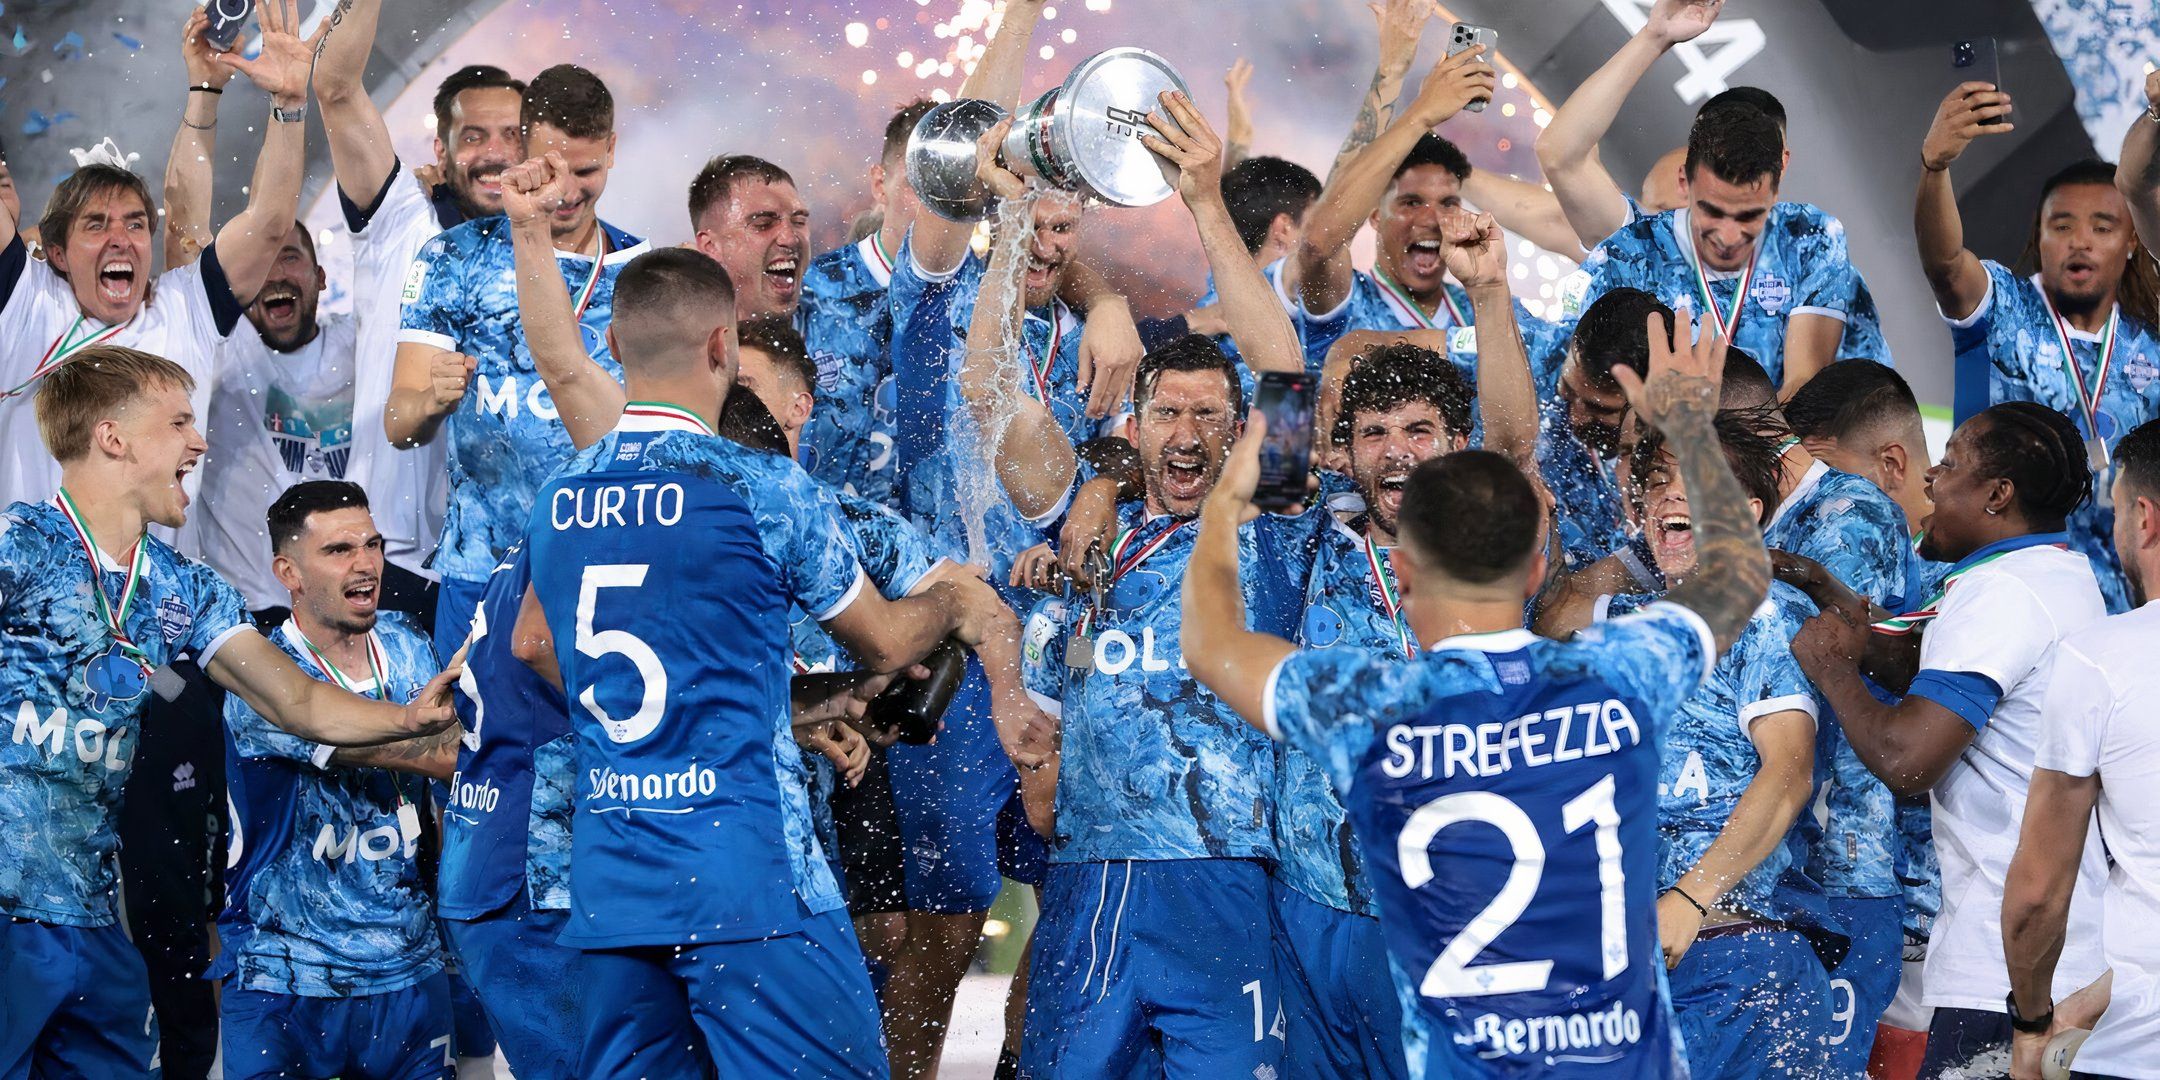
1252, 371, 1318, 513
203, 0, 256, 52
1447, 23, 1501, 114
1951, 38, 2005, 126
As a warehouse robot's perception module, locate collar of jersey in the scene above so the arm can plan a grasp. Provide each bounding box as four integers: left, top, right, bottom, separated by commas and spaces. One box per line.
1670, 208, 1747, 282
856, 233, 895, 288
1949, 530, 2074, 574
1428, 627, 1539, 654
616, 401, 714, 435
1764, 457, 1829, 536
553, 220, 650, 267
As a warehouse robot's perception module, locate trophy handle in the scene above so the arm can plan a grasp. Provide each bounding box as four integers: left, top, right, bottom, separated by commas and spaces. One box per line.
904, 98, 1013, 224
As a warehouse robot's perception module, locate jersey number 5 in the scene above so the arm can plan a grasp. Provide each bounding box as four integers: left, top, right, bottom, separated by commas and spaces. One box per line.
1399, 774, 1628, 998
576, 564, 669, 743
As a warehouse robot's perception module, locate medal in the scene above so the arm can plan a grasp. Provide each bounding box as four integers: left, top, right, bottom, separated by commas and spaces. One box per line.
1374, 269, 1468, 331
1362, 536, 1416, 660
55, 489, 152, 703
1681, 208, 1759, 343
1072, 518, 1192, 644
3, 314, 137, 401
2039, 286, 2119, 470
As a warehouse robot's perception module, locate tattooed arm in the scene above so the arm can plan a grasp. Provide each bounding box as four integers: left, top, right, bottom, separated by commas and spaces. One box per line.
329, 726, 462, 780
1616, 314, 1768, 652
1326, 0, 1434, 180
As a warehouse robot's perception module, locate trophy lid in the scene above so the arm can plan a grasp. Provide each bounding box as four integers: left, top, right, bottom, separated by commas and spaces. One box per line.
906, 97, 1011, 223
1055, 47, 1190, 208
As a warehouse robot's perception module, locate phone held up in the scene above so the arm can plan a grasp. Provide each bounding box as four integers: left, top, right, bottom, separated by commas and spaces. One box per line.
203, 0, 257, 51
1951, 38, 2006, 126
1253, 371, 1317, 514
1448, 22, 1501, 114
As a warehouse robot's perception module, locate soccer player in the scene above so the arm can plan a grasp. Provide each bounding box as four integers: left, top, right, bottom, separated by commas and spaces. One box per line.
2000, 417, 2160, 1080
1790, 402, 2112, 1077
0, 346, 457, 1076
519, 247, 995, 1076
390, 64, 650, 658
1185, 309, 1770, 1077
1917, 84, 2160, 614
0, 0, 314, 505
214, 481, 460, 1080
316, 0, 527, 623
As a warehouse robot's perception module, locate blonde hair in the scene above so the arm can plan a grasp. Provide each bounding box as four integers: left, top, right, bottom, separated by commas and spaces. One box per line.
36, 346, 194, 463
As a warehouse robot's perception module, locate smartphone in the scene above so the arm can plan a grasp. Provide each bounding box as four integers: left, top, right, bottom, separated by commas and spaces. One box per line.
1253, 371, 1317, 513
1951, 38, 2004, 126
204, 0, 255, 52
1448, 22, 1501, 113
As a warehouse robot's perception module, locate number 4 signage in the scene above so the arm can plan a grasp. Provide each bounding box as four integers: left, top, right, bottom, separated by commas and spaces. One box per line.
1598, 0, 1766, 104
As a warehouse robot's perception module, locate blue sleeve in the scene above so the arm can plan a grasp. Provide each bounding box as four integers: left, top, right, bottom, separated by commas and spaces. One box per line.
840, 494, 936, 598
1950, 262, 2018, 426
1735, 601, 1821, 732
766, 465, 869, 623
340, 156, 403, 233
1580, 602, 1718, 723
184, 562, 254, 664
398, 233, 465, 346
0, 234, 26, 314
1793, 214, 1855, 317
1263, 647, 1397, 792
1906, 669, 2004, 731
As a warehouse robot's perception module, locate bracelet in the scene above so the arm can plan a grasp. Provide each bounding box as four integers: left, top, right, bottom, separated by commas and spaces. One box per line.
190, 85, 224, 95
182, 118, 217, 131
1666, 885, 1709, 918
2149, 102, 2160, 124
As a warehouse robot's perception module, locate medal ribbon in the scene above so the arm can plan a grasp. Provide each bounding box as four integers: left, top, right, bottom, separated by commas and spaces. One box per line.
1374, 269, 1467, 330
1682, 210, 1758, 343
1362, 536, 1415, 660
1870, 541, 2067, 635
2038, 289, 2118, 439
1075, 518, 1193, 638
1023, 303, 1067, 407
292, 623, 390, 702
621, 401, 715, 435
3, 315, 136, 401
570, 230, 611, 322
55, 489, 151, 670
865, 232, 895, 278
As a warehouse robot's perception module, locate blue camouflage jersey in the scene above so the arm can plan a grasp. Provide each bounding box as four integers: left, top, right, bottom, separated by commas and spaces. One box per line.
799, 234, 901, 506
0, 499, 253, 926
1946, 263, 2160, 613
1300, 268, 1570, 383
1019, 505, 1300, 863
1190, 261, 1294, 397
1602, 584, 1823, 921
789, 490, 940, 673
1264, 603, 1716, 1078
1565, 202, 1868, 386
397, 216, 651, 583
1764, 460, 1913, 899
215, 614, 443, 996
527, 405, 865, 947
438, 544, 575, 920
1536, 398, 1633, 571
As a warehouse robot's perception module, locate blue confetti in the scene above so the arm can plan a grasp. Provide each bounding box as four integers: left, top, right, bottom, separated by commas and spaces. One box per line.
53, 31, 83, 59
11, 26, 25, 53
113, 32, 141, 51
23, 109, 77, 136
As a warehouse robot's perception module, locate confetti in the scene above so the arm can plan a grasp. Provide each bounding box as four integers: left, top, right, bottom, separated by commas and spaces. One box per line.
53, 30, 83, 60
22, 109, 78, 136
11, 26, 25, 53
113, 32, 142, 51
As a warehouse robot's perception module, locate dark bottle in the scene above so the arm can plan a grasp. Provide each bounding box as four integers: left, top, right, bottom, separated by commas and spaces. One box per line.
871, 638, 968, 744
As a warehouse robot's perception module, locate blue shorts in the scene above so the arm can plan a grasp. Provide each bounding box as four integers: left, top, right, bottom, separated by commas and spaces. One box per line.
444, 964, 495, 1059
882, 657, 1015, 913
0, 919, 158, 1078
996, 786, 1048, 887
1271, 879, 1406, 1080
578, 908, 884, 1078
220, 971, 451, 1080
1825, 894, 1903, 1071
1021, 859, 1281, 1079
442, 892, 582, 1080
1669, 925, 1831, 1080
433, 575, 486, 667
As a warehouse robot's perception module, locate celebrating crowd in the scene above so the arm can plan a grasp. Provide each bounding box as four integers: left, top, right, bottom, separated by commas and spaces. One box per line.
5, 1, 2160, 1078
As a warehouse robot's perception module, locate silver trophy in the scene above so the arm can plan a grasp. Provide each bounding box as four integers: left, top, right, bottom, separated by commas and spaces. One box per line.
905, 47, 1191, 223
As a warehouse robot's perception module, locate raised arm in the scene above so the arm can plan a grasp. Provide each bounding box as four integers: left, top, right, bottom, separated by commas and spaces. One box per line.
909, 0, 1045, 277
1658, 709, 1814, 968
1184, 413, 1297, 728
1293, 46, 1495, 318
504, 152, 624, 449
206, 0, 324, 304
1223, 58, 1255, 170
162, 9, 234, 271
1616, 314, 1768, 652
957, 120, 1081, 520
2120, 71, 2160, 256
1536, 0, 1723, 249
1916, 82, 2016, 321
1146, 90, 1300, 375
205, 630, 460, 747
1325, 0, 1436, 181
1461, 171, 1584, 261
1445, 209, 1535, 463
311, 0, 399, 208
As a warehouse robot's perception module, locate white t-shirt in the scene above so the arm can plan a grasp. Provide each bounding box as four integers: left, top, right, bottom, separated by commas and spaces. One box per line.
1918, 542, 2110, 1012
345, 164, 452, 578
195, 313, 360, 609
2034, 600, 2160, 1078
0, 239, 240, 516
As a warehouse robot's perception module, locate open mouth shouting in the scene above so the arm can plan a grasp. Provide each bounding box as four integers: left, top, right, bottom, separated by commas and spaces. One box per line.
1404, 238, 1443, 280
764, 253, 801, 300
1374, 470, 1409, 522
97, 258, 138, 305
341, 574, 380, 617
1157, 447, 1213, 505
1653, 509, 1694, 561
1024, 251, 1061, 295
255, 283, 303, 331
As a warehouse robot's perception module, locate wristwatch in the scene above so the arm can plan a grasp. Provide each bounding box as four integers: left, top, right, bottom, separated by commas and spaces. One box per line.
2005, 991, 2054, 1035
271, 102, 308, 124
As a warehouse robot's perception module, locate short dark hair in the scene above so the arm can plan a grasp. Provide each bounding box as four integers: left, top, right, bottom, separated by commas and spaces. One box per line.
1782, 359, 1920, 444
432, 64, 525, 146
1685, 103, 1782, 190
717, 388, 790, 455
2115, 417, 2160, 507
1700, 86, 1787, 132
1336, 343, 1474, 443
610, 248, 736, 365
522, 64, 613, 141
1135, 334, 1245, 416
1399, 451, 1542, 583
1221, 156, 1322, 255
268, 481, 370, 556
1630, 410, 1786, 525
882, 99, 937, 165
1719, 346, 1775, 410
1394, 133, 1472, 184
688, 154, 797, 228
738, 313, 818, 401
1970, 402, 2094, 527
1573, 287, 1675, 392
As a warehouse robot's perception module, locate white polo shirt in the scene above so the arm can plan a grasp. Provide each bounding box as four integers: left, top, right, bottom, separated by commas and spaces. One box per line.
2034, 600, 2160, 1078
1918, 540, 2109, 1012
